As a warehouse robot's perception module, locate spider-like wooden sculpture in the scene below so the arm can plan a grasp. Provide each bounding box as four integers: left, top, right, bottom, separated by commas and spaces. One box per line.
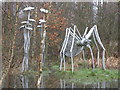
60, 25, 106, 72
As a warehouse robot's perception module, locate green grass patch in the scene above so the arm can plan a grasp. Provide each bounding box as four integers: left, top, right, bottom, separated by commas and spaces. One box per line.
21, 68, 50, 77
50, 65, 119, 84
22, 70, 40, 76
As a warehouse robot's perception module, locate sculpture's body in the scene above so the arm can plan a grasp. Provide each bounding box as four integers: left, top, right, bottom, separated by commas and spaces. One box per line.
20, 6, 35, 72
60, 25, 106, 72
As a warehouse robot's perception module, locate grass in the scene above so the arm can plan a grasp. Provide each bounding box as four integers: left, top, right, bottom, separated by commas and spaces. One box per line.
21, 67, 50, 77
19, 64, 119, 85
51, 65, 119, 84
21, 70, 40, 76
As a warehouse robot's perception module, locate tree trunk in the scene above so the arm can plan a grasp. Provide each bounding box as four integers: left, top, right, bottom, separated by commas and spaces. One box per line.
39, 2, 52, 72
1, 2, 18, 86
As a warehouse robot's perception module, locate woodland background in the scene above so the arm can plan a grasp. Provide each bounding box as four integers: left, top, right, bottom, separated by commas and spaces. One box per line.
2, 2, 119, 74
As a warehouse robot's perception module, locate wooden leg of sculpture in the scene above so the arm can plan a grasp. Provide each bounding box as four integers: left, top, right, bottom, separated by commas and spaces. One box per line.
69, 26, 82, 40
62, 29, 70, 71
70, 26, 76, 72
60, 28, 69, 71
87, 45, 95, 70
82, 50, 86, 68
82, 50, 86, 61
93, 32, 100, 67
60, 52, 63, 71
83, 27, 88, 38
74, 25, 82, 39
94, 25, 106, 70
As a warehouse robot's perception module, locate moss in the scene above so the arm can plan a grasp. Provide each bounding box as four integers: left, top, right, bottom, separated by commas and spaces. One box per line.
49, 65, 118, 84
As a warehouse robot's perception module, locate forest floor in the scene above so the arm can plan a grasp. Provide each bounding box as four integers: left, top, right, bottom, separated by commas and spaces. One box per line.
43, 56, 119, 85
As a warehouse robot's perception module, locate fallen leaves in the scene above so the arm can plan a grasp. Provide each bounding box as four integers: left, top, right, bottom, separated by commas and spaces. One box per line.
87, 57, 118, 69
